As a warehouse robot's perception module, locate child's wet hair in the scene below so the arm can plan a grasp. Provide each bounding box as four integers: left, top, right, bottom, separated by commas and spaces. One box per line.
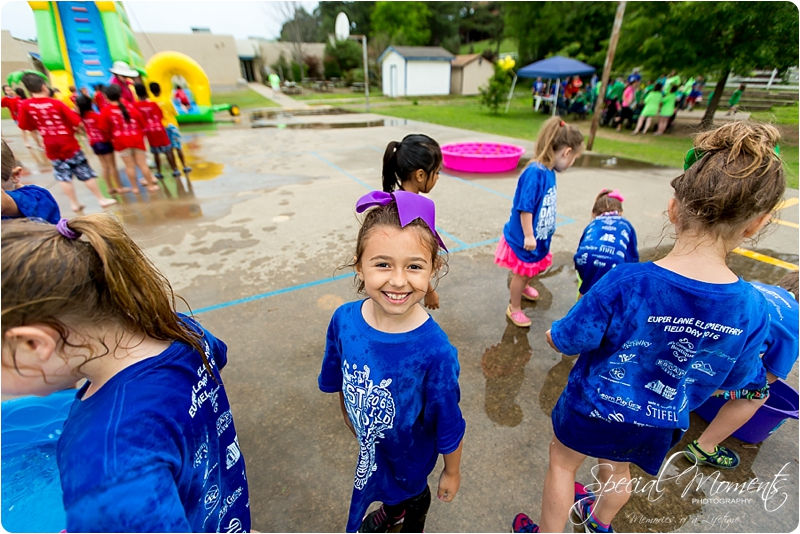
346, 201, 447, 294
776, 271, 799, 299
2, 139, 16, 182
149, 82, 162, 97
21, 73, 45, 94
104, 84, 130, 122
134, 83, 148, 99
75, 95, 93, 117
671, 121, 785, 240
533, 117, 584, 169
14, 88, 26, 99
592, 189, 623, 216
1, 214, 208, 373
382, 134, 442, 192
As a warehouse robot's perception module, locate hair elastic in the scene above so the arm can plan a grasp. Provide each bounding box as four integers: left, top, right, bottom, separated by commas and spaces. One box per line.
607, 189, 625, 202
56, 218, 80, 239
559, 120, 565, 127
355, 190, 447, 252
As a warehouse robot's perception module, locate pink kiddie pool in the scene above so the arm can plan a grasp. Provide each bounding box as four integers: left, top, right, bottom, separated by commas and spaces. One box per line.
441, 142, 526, 173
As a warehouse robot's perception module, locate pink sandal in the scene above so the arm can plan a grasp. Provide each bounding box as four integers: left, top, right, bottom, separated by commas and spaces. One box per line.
506, 305, 531, 327
522, 285, 540, 301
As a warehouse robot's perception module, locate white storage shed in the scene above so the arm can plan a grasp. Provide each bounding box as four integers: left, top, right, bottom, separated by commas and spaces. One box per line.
378, 46, 455, 98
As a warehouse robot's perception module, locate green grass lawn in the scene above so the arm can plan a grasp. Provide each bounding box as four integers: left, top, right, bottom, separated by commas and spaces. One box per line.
371, 96, 800, 189
210, 88, 279, 109
751, 103, 799, 125
1, 108, 9, 120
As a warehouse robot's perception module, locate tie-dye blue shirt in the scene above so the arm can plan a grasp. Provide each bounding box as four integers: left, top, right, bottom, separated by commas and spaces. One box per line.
57, 316, 250, 533
503, 163, 557, 263
550, 262, 769, 430
319, 300, 466, 532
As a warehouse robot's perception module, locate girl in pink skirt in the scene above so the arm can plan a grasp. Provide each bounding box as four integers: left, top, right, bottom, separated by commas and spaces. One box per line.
495, 117, 584, 327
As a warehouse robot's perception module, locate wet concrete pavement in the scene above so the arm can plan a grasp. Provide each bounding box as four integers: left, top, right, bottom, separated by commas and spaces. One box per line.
3, 114, 799, 532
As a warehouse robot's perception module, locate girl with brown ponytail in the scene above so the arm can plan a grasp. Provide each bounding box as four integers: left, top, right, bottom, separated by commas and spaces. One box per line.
1, 214, 250, 532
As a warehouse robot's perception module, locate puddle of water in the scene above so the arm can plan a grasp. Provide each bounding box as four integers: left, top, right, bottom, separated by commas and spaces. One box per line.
249, 107, 353, 121
575, 153, 670, 171
250, 119, 386, 130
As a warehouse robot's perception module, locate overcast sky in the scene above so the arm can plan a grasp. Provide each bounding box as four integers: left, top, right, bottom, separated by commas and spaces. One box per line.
1, 0, 319, 42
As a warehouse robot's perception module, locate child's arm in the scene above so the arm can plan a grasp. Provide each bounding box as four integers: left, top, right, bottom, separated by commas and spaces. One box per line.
1, 190, 20, 217
520, 211, 536, 250
338, 391, 356, 437
438, 439, 462, 502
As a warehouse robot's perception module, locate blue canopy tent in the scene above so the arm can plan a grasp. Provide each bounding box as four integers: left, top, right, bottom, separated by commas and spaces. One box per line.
508, 56, 597, 115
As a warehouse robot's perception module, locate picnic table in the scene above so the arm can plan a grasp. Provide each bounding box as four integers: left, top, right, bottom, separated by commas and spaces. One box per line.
313, 81, 334, 92
350, 82, 365, 92
283, 82, 301, 95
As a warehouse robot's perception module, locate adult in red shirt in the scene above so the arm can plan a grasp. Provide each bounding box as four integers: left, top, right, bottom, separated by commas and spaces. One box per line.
75, 95, 129, 195
99, 83, 159, 193
16, 73, 116, 212
108, 61, 137, 103
3, 85, 43, 150
133, 83, 182, 180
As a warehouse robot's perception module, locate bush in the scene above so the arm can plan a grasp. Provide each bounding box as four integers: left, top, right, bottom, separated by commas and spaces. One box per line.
271, 53, 291, 81
291, 62, 308, 82
323, 54, 341, 79
479, 64, 513, 114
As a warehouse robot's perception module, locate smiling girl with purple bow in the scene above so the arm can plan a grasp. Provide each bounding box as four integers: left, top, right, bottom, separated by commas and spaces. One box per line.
573, 189, 639, 297
319, 191, 465, 533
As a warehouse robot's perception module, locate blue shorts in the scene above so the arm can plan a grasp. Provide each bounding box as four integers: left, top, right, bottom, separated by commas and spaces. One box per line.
52, 150, 97, 183
150, 144, 172, 154
91, 141, 113, 155
551, 394, 685, 476
166, 124, 181, 150
575, 256, 621, 295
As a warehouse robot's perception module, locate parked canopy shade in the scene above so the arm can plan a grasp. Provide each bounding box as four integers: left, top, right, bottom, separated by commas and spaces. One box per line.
516, 56, 596, 79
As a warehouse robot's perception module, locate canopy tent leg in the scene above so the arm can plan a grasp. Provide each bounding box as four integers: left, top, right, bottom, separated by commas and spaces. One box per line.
505, 73, 518, 113
552, 77, 560, 116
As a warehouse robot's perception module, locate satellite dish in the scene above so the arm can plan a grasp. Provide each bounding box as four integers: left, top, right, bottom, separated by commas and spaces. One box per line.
335, 12, 350, 41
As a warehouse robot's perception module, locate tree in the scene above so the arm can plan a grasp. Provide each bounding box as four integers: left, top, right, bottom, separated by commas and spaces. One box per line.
323, 38, 363, 79
424, 1, 461, 53
615, 1, 799, 128
503, 2, 616, 66
273, 2, 319, 81
459, 2, 505, 53
371, 1, 431, 46
479, 64, 513, 114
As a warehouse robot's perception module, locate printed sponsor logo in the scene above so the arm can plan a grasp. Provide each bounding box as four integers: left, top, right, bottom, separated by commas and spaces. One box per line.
608, 412, 625, 422
656, 359, 687, 379
599, 233, 616, 243
218, 486, 244, 520
576, 252, 588, 266
645, 380, 678, 400
193, 443, 209, 468
598, 392, 642, 411
594, 259, 608, 268
622, 340, 652, 349
599, 244, 616, 255
609, 368, 626, 380
632, 420, 657, 427
646, 401, 678, 422
669, 339, 696, 362
680, 394, 688, 412
589, 409, 605, 419
621, 229, 630, 240
225, 518, 243, 533
690, 361, 715, 376
616, 250, 626, 258
217, 410, 233, 436
615, 353, 637, 364
226, 434, 242, 470
205, 485, 220, 510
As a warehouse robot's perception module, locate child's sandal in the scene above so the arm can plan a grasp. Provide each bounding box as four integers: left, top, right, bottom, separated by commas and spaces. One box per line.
522, 285, 539, 301
506, 305, 531, 327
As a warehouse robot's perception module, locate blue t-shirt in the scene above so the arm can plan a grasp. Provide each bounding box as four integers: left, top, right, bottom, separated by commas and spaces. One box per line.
574, 213, 639, 294
57, 317, 250, 533
550, 263, 769, 431
319, 300, 466, 532
503, 163, 557, 263
751, 282, 799, 380
2, 184, 60, 224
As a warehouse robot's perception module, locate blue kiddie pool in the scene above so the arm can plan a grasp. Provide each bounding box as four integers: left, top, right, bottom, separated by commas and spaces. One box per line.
2, 390, 74, 532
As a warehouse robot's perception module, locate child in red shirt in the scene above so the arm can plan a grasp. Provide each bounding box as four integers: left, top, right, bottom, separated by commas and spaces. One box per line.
93, 84, 110, 110
133, 83, 182, 179
16, 73, 116, 212
174, 85, 190, 112
76, 95, 129, 195
99, 84, 159, 193
3, 85, 43, 150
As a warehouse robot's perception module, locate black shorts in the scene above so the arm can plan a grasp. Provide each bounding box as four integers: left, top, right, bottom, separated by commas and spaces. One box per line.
91, 141, 114, 155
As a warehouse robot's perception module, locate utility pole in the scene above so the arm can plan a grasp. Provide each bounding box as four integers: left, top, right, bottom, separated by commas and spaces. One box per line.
587, 1, 626, 151
350, 35, 370, 112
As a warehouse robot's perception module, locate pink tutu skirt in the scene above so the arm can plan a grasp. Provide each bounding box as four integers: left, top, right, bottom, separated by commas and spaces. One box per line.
494, 236, 553, 278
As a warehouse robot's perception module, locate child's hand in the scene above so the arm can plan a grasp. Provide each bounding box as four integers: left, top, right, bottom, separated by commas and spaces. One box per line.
424, 289, 440, 310
545, 330, 558, 352
437, 468, 460, 502
524, 236, 537, 251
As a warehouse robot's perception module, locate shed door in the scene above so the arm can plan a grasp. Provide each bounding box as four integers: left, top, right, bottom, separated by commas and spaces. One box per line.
390, 64, 398, 98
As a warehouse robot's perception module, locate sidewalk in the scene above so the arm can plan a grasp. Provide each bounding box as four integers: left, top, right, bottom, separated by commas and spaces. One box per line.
248, 82, 310, 109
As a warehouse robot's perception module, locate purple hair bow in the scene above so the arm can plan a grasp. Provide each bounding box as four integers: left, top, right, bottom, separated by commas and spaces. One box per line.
355, 190, 448, 252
